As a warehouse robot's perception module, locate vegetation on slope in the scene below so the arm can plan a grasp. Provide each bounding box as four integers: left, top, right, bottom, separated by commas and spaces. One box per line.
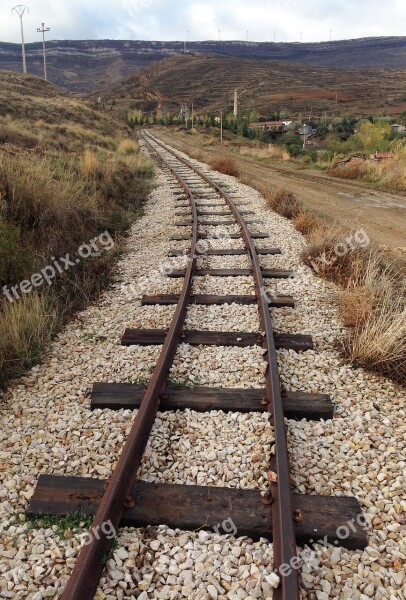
0, 71, 154, 389
105, 53, 406, 118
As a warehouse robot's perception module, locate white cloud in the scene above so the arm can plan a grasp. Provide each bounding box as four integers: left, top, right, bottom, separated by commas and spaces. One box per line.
0, 0, 406, 43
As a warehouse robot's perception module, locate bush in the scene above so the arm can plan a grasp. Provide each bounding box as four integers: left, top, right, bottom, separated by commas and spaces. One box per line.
301, 225, 361, 286
266, 189, 302, 219
292, 211, 322, 236
302, 225, 406, 383
211, 157, 240, 177
329, 165, 364, 180
339, 252, 405, 383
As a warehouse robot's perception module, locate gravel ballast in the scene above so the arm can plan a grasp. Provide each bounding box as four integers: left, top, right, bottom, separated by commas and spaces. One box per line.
0, 139, 404, 600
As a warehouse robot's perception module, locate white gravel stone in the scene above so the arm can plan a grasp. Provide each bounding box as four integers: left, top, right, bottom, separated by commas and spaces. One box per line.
0, 137, 404, 600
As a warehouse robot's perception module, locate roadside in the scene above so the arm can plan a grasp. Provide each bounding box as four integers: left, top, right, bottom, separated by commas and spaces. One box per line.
154, 128, 406, 266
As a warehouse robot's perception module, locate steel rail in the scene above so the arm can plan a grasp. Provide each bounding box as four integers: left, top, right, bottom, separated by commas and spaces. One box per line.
144, 130, 300, 599
61, 138, 199, 599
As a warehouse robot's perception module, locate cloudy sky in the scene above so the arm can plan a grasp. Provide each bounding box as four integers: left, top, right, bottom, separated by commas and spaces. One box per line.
1, 0, 405, 44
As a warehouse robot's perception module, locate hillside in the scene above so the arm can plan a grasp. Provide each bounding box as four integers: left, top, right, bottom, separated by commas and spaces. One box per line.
0, 71, 153, 387
0, 70, 129, 149
102, 53, 406, 117
1, 37, 406, 93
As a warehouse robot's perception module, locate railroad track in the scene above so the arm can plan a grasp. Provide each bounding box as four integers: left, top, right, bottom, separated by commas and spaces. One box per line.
28, 130, 367, 599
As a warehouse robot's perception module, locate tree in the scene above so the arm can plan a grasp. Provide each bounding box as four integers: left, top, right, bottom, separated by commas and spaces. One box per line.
356, 122, 391, 153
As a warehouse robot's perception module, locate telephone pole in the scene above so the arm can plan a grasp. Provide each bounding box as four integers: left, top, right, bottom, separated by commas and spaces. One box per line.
220, 110, 223, 142
12, 5, 29, 74
37, 22, 50, 81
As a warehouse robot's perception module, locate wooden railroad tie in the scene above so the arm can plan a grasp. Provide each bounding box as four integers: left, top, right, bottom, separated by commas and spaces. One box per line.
167, 268, 293, 278
28, 476, 368, 552
121, 329, 313, 351
171, 233, 270, 240
175, 220, 259, 226
168, 248, 282, 257
175, 210, 255, 216
141, 294, 295, 308
91, 383, 333, 420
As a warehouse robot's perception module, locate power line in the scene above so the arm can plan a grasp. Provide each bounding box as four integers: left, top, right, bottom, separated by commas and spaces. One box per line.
37, 22, 50, 81
12, 5, 29, 74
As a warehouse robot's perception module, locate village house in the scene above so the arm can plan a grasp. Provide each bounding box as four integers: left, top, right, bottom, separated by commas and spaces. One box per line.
391, 123, 406, 135
249, 121, 286, 133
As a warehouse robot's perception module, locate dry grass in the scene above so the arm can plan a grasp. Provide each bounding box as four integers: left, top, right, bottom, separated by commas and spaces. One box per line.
301, 225, 362, 286
292, 211, 322, 236
0, 73, 155, 389
365, 144, 406, 190
266, 188, 303, 220
239, 144, 291, 162
339, 252, 406, 382
0, 147, 153, 388
210, 157, 240, 178
302, 225, 406, 382
329, 165, 364, 180
117, 139, 139, 155
0, 293, 58, 388
81, 150, 100, 178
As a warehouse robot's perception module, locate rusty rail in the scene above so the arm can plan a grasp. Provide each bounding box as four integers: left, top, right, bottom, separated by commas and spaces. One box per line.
143, 130, 300, 599
61, 138, 199, 599
61, 130, 299, 599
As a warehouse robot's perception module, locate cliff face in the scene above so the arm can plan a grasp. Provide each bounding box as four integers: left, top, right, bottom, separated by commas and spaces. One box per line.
1, 37, 406, 94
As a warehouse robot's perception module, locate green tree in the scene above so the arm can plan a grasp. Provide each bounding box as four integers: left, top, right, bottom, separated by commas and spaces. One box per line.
356, 122, 391, 153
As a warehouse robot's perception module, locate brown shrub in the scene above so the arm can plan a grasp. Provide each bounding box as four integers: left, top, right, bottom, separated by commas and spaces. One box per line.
292, 211, 322, 236
211, 157, 240, 178
266, 188, 303, 219
338, 286, 376, 328
301, 226, 364, 286
340, 253, 406, 383
329, 165, 363, 180
302, 225, 406, 382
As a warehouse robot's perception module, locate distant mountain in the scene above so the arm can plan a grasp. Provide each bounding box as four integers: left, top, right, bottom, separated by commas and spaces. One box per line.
100, 53, 406, 117
1, 37, 406, 94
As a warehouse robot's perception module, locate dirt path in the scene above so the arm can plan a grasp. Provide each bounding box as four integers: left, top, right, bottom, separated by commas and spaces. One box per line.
155, 129, 406, 262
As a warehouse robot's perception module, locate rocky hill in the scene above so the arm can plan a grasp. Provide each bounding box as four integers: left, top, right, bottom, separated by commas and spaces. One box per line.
1, 37, 406, 94
101, 53, 406, 117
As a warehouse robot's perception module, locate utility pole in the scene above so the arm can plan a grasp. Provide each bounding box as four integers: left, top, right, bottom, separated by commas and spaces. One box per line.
234, 90, 238, 118
191, 102, 194, 129
37, 22, 50, 81
12, 5, 29, 74
220, 110, 223, 143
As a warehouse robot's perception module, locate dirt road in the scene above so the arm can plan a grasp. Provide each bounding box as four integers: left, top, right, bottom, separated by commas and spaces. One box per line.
155, 129, 406, 262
